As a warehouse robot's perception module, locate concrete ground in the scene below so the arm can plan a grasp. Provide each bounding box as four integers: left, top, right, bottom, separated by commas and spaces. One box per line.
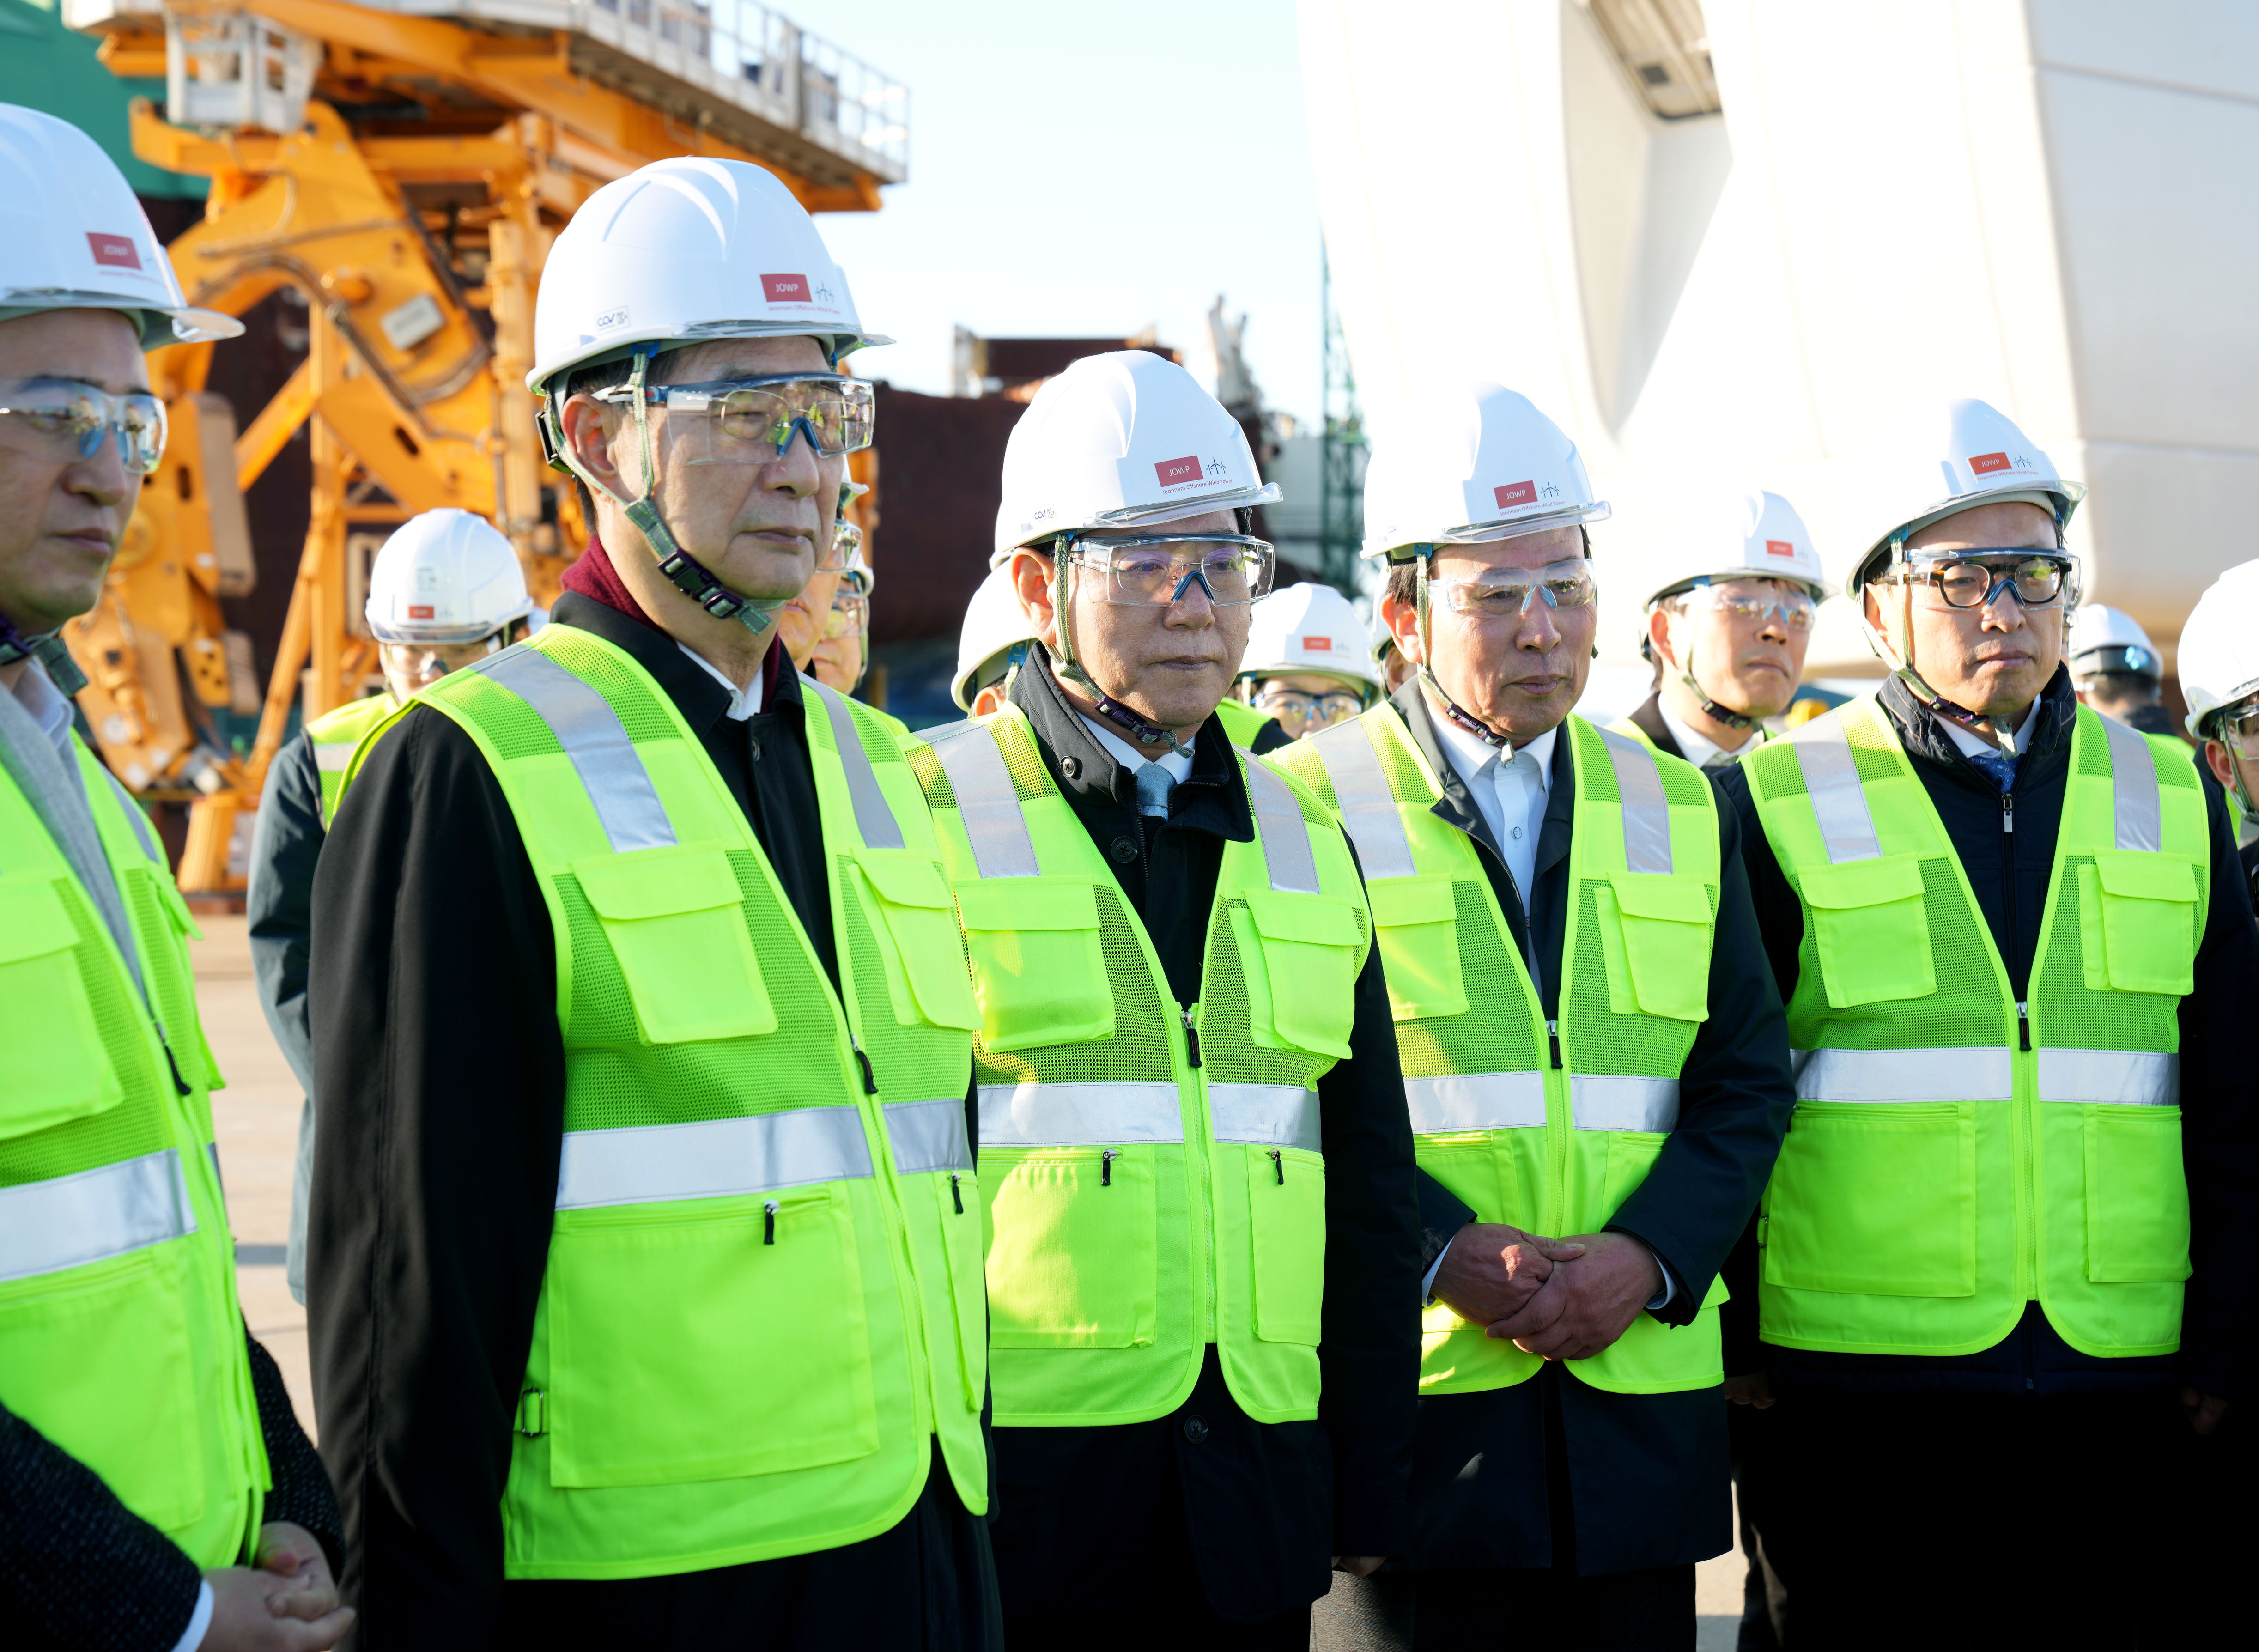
191, 911, 1757, 1643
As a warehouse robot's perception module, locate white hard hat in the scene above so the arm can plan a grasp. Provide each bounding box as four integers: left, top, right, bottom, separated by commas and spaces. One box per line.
952, 564, 1038, 711
528, 157, 886, 395
1240, 583, 1385, 693
365, 509, 534, 644
1849, 398, 2084, 595
2177, 559, 2259, 739
0, 104, 240, 350
1643, 489, 1830, 608
2067, 604, 2160, 681
991, 351, 1280, 565
1360, 384, 1609, 563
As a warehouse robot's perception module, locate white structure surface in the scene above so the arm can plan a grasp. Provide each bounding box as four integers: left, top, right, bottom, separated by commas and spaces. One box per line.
1299, 0, 2259, 675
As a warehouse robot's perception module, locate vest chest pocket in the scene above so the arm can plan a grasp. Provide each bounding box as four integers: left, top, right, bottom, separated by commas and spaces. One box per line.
985, 1146, 1158, 1348
1597, 874, 1713, 1022
1233, 892, 1364, 1060
1367, 876, 1468, 1021
572, 846, 777, 1045
0, 880, 125, 1137
1798, 855, 1937, 1008
2079, 852, 2200, 997
953, 878, 1114, 1051
1246, 1145, 1326, 1345
852, 849, 982, 1031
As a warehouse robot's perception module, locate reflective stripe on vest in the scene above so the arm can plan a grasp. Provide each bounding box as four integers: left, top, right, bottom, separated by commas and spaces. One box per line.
1571, 1074, 1681, 1132
470, 646, 677, 851
1210, 1083, 1323, 1152
314, 741, 355, 776
979, 1081, 1184, 1147
1596, 725, 1674, 875
808, 677, 905, 851
1404, 1072, 1547, 1133
0, 1148, 199, 1283
882, 1097, 975, 1175
1794, 1045, 2175, 1106
555, 1107, 877, 1210
1241, 756, 1322, 894
1310, 718, 1417, 881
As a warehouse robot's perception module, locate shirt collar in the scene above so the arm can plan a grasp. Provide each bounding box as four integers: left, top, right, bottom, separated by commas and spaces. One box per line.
676, 641, 766, 720
1657, 697, 1759, 770
1078, 713, 1194, 785
1430, 703, 1556, 795
1935, 697, 2040, 760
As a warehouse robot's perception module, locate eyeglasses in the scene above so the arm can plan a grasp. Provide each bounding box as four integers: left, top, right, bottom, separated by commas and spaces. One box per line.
1431, 559, 1597, 618
1251, 685, 1367, 732
1064, 533, 1276, 608
0, 377, 167, 475
1684, 578, 1815, 632
826, 587, 868, 639
1884, 553, 2073, 610
594, 374, 875, 462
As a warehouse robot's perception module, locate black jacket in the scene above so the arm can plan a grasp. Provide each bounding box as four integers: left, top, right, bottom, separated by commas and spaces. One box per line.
247, 728, 325, 1304
306, 591, 994, 1650
986, 654, 1422, 1621
1712, 671, 2259, 1402
1383, 681, 1797, 1574
1, 1332, 341, 1652
1623, 689, 1684, 760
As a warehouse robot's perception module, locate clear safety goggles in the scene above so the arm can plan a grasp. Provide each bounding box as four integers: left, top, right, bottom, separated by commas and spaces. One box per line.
826, 586, 868, 640
1882, 551, 2074, 611
1430, 558, 1597, 619
1062, 533, 1276, 608
379, 632, 510, 692
592, 373, 874, 463
2214, 696, 2259, 760
0, 377, 166, 475
1677, 577, 1816, 632
1251, 683, 1368, 733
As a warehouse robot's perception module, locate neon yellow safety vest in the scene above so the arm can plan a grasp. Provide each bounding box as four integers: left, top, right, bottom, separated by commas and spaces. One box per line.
1275, 706, 1728, 1396
1744, 698, 2201, 1357
306, 691, 397, 825
907, 705, 1371, 1427
0, 735, 266, 1565
377, 625, 990, 1577
1215, 698, 1275, 750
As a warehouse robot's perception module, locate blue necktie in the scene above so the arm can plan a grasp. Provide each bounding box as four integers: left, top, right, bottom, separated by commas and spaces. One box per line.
1135, 762, 1175, 819
1963, 744, 2018, 793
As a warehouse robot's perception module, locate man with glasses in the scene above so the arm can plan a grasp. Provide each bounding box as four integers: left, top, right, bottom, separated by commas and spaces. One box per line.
1618, 491, 1827, 770
909, 350, 1421, 1648
1235, 581, 1385, 743
305, 158, 999, 1649
1712, 400, 2259, 1647
1285, 383, 1794, 1651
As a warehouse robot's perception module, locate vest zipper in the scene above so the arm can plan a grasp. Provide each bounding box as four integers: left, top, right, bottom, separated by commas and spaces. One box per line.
950, 1172, 964, 1214
763, 1199, 779, 1245
2002, 788, 2037, 1297
1101, 1148, 1119, 1187
2016, 1001, 2031, 1052
1268, 1148, 1285, 1184
1183, 1001, 1216, 1341
850, 1040, 878, 1095
1180, 1008, 1202, 1068
1545, 1018, 1563, 1071
1546, 1019, 1569, 1237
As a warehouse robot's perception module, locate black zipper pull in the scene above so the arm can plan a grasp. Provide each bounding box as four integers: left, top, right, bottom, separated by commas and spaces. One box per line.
949, 1172, 964, 1214
1181, 1008, 1202, 1069
1268, 1148, 1284, 1185
1101, 1148, 1120, 1187
851, 1041, 878, 1095
764, 1198, 780, 1244
1546, 1019, 1563, 1070
2016, 1001, 2032, 1051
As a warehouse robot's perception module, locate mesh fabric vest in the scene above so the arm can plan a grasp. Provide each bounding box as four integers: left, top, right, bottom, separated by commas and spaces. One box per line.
390, 626, 988, 1577
305, 691, 396, 824
907, 705, 1370, 1426
0, 738, 265, 1566
1277, 706, 1725, 1396
1744, 697, 2200, 1356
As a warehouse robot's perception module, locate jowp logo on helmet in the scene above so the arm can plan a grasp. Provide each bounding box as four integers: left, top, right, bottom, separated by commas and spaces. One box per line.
1154, 454, 1210, 491
86, 233, 141, 271
1967, 451, 2028, 477
763, 273, 811, 304
1766, 540, 1797, 557
1302, 636, 1333, 652
1494, 480, 1537, 509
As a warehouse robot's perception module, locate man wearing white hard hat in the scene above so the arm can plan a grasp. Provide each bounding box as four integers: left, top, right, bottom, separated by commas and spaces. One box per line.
1235, 581, 1383, 744
1713, 399, 2259, 1646
0, 104, 351, 1652
247, 507, 534, 1309
2068, 602, 2176, 737
1617, 490, 1828, 768
1283, 384, 1794, 1649
305, 158, 998, 1647
951, 563, 1038, 717
2182, 560, 2259, 904
910, 350, 1421, 1646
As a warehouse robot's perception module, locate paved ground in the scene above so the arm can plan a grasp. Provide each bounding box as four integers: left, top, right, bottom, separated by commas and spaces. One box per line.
191, 911, 1755, 1640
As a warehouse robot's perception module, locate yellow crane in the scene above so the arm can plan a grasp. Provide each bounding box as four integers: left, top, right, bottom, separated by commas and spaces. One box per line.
63, 0, 903, 890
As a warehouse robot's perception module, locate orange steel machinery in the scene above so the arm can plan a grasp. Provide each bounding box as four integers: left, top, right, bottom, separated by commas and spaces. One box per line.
64, 0, 906, 890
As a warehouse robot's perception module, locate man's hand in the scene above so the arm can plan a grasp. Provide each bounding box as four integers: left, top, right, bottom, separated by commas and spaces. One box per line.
1430, 1223, 1585, 1327
200, 1564, 355, 1651
254, 1523, 338, 1606
2182, 1387, 2231, 1436
1725, 1372, 1774, 1409
1333, 1555, 1387, 1577
1484, 1232, 1663, 1361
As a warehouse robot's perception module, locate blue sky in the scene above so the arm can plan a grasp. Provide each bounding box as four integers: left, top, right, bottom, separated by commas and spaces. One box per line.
811, 0, 1324, 424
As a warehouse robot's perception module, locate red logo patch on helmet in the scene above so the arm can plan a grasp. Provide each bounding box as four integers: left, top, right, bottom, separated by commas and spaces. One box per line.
1968, 451, 2013, 476
762, 273, 808, 303
86, 233, 141, 271
1154, 455, 1202, 488
1494, 480, 1537, 509
408, 605, 436, 619
1302, 636, 1333, 652
1766, 539, 1797, 557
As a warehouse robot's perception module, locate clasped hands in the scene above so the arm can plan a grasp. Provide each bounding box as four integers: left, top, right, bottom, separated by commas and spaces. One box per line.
1430, 1223, 1664, 1363
201, 1521, 355, 1651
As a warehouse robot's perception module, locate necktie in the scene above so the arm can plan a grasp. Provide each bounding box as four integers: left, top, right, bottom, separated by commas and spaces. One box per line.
1963, 744, 2018, 792
1135, 762, 1175, 819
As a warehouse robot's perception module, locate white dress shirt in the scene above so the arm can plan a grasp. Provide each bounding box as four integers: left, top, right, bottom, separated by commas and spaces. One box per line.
675, 642, 765, 719
1935, 697, 2040, 760
1078, 714, 1194, 790
1658, 698, 1761, 771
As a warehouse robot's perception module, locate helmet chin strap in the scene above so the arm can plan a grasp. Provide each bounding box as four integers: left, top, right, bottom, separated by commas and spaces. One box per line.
1413, 552, 1519, 749
0, 612, 87, 696
1669, 629, 1757, 733
1047, 547, 1201, 760
1861, 540, 2020, 758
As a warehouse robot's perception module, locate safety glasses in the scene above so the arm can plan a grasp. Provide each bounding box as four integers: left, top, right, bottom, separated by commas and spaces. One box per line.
2217, 698, 2259, 760
594, 373, 874, 462
826, 586, 868, 639
1251, 684, 1368, 733
1431, 559, 1597, 619
1683, 577, 1815, 632
1063, 533, 1276, 608
0, 377, 166, 475
1887, 552, 2074, 610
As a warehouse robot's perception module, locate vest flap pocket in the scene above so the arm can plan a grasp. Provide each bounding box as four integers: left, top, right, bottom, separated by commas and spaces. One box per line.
986, 1146, 1159, 1348
570, 847, 777, 1045
1764, 1102, 1975, 1296
1798, 855, 1936, 1009
0, 881, 127, 1138
1600, 874, 1712, 1023
1241, 892, 1362, 1060
2083, 1105, 2190, 1283
952, 877, 1113, 1051
1247, 1145, 1326, 1345
2083, 851, 2200, 996
1367, 875, 1467, 1021
851, 848, 980, 1032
